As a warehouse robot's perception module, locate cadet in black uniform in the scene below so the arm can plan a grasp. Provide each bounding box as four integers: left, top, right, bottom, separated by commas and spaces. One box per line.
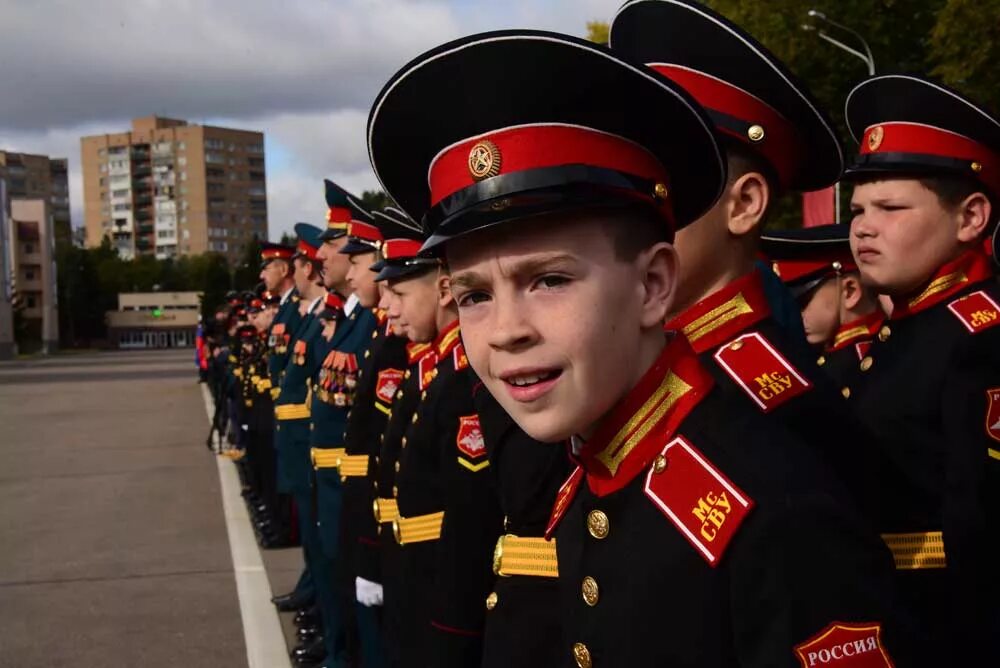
611, 0, 886, 512
762, 226, 885, 391
842, 74, 1000, 666
370, 243, 438, 668
338, 207, 423, 668
366, 27, 910, 667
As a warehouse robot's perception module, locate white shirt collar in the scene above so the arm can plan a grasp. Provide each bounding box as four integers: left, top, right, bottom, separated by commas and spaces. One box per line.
306, 294, 324, 314
344, 293, 359, 316
280, 286, 294, 305
570, 434, 586, 456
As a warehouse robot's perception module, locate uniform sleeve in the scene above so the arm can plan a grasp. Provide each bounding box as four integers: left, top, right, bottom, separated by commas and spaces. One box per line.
728, 491, 917, 667
428, 373, 504, 666
940, 333, 1000, 663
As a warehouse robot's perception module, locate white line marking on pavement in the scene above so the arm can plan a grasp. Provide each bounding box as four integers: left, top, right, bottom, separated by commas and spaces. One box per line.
200, 384, 292, 668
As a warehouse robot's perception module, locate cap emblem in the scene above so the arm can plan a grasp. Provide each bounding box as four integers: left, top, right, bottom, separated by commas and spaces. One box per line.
868, 126, 884, 151
468, 140, 502, 181
747, 125, 765, 143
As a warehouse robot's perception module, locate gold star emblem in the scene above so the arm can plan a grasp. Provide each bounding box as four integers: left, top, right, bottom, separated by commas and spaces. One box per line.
468, 140, 502, 181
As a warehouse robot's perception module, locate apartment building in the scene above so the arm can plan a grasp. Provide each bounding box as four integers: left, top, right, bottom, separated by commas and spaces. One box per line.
8, 198, 58, 352
0, 151, 71, 243
81, 116, 267, 263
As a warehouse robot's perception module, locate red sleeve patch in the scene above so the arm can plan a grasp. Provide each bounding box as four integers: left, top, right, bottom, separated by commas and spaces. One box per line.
713, 332, 812, 413
456, 415, 486, 459
375, 369, 405, 405
545, 465, 583, 539
986, 389, 1000, 444
794, 622, 894, 667
644, 436, 753, 566
947, 290, 1000, 334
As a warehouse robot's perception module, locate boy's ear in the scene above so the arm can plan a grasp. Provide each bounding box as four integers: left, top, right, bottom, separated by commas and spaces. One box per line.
840, 274, 863, 311
638, 241, 679, 328
726, 171, 769, 237
955, 192, 992, 244
437, 272, 455, 308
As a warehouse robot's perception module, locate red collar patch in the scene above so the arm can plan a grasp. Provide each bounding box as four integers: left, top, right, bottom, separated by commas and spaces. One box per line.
578, 336, 714, 497
545, 465, 583, 539
892, 248, 993, 320
407, 342, 434, 364
418, 352, 439, 391
644, 435, 753, 566
453, 343, 469, 371
947, 290, 1000, 334
666, 269, 771, 353
713, 332, 812, 413
794, 621, 894, 667
375, 368, 405, 405
829, 311, 883, 352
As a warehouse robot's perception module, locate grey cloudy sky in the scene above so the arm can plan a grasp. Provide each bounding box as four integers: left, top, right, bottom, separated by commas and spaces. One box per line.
0, 0, 615, 241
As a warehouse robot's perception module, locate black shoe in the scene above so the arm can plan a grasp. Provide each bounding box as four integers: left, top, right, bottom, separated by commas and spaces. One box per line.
297, 624, 321, 641
291, 635, 326, 663
272, 591, 314, 612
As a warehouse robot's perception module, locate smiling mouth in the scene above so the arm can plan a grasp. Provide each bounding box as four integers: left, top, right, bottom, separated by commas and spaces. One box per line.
505, 370, 561, 387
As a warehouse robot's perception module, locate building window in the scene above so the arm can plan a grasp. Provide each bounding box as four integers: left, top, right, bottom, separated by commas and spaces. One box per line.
108, 146, 127, 156
25, 268, 35, 280
99, 177, 106, 186
177, 141, 185, 150
98, 148, 107, 157
178, 156, 187, 166
180, 171, 187, 181
247, 144, 263, 154
26, 296, 36, 308
23, 243, 34, 254
100, 164, 107, 173
182, 229, 190, 240
112, 189, 129, 198
113, 203, 130, 212
205, 152, 225, 164
205, 138, 224, 150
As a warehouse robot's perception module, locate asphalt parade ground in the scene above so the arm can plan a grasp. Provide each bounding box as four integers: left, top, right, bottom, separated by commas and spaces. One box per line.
0, 349, 299, 668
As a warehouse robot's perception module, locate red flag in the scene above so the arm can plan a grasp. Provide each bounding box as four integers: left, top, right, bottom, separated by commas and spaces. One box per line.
802, 186, 835, 228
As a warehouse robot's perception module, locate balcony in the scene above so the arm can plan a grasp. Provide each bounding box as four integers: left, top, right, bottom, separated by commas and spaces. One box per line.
134, 208, 153, 221
137, 223, 154, 235
132, 164, 151, 177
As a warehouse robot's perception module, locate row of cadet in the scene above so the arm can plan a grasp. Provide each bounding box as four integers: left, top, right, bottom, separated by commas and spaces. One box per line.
202, 1, 1000, 666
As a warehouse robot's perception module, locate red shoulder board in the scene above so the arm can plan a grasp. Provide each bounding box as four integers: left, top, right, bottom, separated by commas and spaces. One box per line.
644, 436, 753, 567
947, 290, 1000, 334
375, 369, 405, 405
456, 415, 488, 471
794, 622, 894, 667
454, 343, 469, 371
713, 332, 811, 413
545, 465, 584, 539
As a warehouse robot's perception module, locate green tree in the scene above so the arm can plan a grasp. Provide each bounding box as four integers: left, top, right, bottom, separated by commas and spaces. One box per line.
585, 20, 609, 45
929, 0, 1000, 113
360, 189, 391, 212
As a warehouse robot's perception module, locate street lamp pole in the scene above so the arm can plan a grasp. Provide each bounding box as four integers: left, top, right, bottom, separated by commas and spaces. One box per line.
800, 10, 876, 224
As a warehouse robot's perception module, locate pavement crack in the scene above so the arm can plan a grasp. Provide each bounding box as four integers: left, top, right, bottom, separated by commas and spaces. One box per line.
0, 567, 233, 588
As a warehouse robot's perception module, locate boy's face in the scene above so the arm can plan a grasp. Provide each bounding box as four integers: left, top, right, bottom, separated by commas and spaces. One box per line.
317, 237, 351, 289
388, 272, 440, 343
346, 252, 380, 308
379, 283, 407, 337
448, 215, 663, 443
850, 178, 963, 295
799, 278, 840, 347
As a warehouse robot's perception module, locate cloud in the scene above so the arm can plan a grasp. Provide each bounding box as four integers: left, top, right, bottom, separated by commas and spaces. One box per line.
0, 0, 620, 242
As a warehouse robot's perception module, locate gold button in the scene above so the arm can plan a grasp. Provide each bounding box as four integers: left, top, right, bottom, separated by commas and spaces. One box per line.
396, 390, 403, 399
972, 161, 983, 173
402, 436, 407, 448
572, 642, 592, 668
485, 592, 498, 611
364, 350, 370, 359
842, 387, 851, 399
404, 370, 411, 379
394, 462, 400, 473
860, 356, 873, 372
375, 456, 380, 466
653, 182, 668, 200
421, 391, 427, 400
817, 355, 826, 367
411, 413, 418, 424
747, 124, 765, 142
729, 340, 743, 351
587, 510, 609, 540
652, 455, 667, 474
392, 485, 398, 497
581, 576, 599, 606
878, 325, 891, 342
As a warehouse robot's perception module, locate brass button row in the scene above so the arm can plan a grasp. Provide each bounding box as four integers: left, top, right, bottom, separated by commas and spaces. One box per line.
587, 510, 609, 540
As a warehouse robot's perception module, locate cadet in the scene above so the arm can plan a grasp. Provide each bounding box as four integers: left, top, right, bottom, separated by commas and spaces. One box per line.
611, 0, 886, 510
272, 224, 331, 667
338, 207, 422, 668
762, 225, 885, 390
367, 27, 909, 667
842, 74, 1000, 665
379, 228, 503, 667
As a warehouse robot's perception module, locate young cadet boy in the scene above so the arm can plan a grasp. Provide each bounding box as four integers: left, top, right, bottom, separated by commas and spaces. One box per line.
376, 226, 503, 667
610, 0, 883, 507
841, 74, 1000, 666
762, 225, 885, 391
272, 223, 332, 667
367, 241, 437, 668
338, 207, 426, 668
367, 28, 908, 667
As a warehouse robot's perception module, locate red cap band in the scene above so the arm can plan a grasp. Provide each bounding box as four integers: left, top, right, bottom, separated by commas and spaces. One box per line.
327, 206, 351, 230
261, 248, 293, 261
428, 123, 672, 215
773, 256, 857, 286
860, 122, 1000, 195
297, 238, 319, 260
348, 221, 383, 243
383, 238, 423, 260
651, 65, 800, 190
